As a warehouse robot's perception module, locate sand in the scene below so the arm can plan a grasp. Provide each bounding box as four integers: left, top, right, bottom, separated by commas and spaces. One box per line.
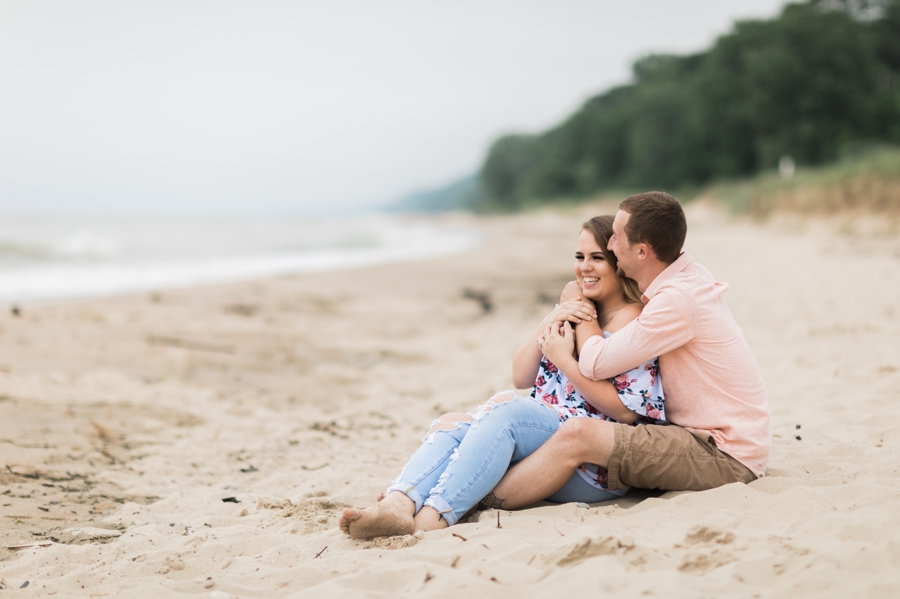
1, 204, 899, 598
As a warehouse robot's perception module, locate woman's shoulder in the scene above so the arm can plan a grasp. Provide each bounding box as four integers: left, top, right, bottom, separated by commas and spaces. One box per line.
605, 302, 642, 334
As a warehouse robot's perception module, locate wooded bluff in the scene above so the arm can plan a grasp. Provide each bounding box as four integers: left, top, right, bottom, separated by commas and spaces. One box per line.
395, 1, 900, 212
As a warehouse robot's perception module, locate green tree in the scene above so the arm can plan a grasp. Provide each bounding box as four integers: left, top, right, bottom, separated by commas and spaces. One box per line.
476, 0, 900, 211
479, 134, 539, 210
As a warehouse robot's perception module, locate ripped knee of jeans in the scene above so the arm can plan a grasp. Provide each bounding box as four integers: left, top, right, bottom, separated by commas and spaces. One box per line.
421, 412, 472, 444
468, 390, 517, 423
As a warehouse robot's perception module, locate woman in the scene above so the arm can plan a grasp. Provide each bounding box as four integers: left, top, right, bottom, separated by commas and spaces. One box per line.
340, 216, 664, 539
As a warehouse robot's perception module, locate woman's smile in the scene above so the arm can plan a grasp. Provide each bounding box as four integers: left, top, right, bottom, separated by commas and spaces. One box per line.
574, 230, 617, 301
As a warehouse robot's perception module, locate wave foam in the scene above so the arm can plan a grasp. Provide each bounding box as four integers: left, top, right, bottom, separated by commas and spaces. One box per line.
0, 217, 478, 304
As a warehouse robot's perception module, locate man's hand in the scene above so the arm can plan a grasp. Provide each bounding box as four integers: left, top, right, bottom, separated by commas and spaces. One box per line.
538, 321, 576, 365
559, 280, 582, 303
543, 299, 596, 327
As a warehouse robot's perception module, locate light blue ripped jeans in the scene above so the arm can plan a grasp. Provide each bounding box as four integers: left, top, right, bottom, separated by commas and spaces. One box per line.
385, 392, 618, 526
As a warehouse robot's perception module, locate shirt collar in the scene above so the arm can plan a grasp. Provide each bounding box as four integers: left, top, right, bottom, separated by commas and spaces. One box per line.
641, 251, 693, 303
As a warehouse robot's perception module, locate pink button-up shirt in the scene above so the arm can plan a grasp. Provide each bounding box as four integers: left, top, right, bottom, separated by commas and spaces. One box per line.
579, 252, 770, 477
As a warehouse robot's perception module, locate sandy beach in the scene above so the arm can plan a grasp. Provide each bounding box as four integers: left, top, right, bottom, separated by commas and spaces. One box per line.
2, 203, 900, 598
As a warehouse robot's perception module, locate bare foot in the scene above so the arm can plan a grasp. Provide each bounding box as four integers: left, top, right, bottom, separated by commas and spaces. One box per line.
413, 505, 447, 533
339, 494, 415, 540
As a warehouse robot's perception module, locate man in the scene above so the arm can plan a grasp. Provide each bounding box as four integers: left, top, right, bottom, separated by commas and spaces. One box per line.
484, 191, 770, 508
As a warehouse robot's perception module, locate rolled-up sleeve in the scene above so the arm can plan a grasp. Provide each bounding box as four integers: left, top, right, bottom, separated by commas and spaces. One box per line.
579, 288, 696, 380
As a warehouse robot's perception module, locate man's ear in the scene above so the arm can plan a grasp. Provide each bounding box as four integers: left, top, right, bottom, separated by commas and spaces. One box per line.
636, 243, 656, 262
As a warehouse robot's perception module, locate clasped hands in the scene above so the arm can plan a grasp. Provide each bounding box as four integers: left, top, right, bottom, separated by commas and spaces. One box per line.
538, 320, 576, 365
537, 281, 596, 364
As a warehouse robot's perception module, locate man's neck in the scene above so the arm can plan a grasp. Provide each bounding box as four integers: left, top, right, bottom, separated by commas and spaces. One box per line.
634, 261, 670, 294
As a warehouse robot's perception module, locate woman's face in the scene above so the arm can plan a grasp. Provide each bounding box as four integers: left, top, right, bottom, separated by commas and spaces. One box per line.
574, 229, 620, 303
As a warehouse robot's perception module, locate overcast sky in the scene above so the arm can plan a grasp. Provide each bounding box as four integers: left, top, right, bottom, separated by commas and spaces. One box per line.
0, 0, 789, 218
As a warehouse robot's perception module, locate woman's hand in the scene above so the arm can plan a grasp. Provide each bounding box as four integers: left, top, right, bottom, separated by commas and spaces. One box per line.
542, 299, 597, 328
512, 285, 592, 389
538, 321, 576, 365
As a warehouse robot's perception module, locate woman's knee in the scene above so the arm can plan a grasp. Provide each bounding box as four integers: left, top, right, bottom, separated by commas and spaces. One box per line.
466, 391, 523, 426
428, 412, 472, 434
474, 390, 518, 415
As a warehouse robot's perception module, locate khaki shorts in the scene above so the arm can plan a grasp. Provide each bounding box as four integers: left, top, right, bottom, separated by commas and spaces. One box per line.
607, 422, 756, 492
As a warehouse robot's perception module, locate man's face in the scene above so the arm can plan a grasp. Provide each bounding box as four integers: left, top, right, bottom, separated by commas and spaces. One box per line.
609, 210, 639, 278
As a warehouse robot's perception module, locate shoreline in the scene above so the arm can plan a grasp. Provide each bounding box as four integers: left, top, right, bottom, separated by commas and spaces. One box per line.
0, 212, 479, 306
1, 204, 899, 597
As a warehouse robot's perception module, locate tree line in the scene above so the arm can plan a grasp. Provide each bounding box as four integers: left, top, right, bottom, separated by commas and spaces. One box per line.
475, 0, 900, 211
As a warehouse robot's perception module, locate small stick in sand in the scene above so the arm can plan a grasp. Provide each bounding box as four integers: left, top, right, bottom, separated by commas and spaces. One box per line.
5, 543, 53, 550
314, 546, 328, 559
497, 512, 502, 528
91, 421, 117, 442
146, 335, 235, 354
451, 533, 467, 542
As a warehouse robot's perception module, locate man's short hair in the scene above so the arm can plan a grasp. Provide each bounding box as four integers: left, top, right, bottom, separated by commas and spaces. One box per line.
619, 191, 686, 264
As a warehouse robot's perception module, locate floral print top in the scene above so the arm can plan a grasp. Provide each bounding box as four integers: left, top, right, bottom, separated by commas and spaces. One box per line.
530, 330, 665, 492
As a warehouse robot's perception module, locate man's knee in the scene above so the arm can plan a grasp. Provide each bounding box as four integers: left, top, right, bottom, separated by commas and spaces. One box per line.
557, 416, 603, 440
554, 418, 615, 464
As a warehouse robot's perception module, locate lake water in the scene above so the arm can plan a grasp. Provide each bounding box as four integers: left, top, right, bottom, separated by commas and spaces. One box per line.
0, 215, 478, 304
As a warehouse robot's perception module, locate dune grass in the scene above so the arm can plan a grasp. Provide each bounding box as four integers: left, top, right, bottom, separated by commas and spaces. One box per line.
696, 145, 900, 218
